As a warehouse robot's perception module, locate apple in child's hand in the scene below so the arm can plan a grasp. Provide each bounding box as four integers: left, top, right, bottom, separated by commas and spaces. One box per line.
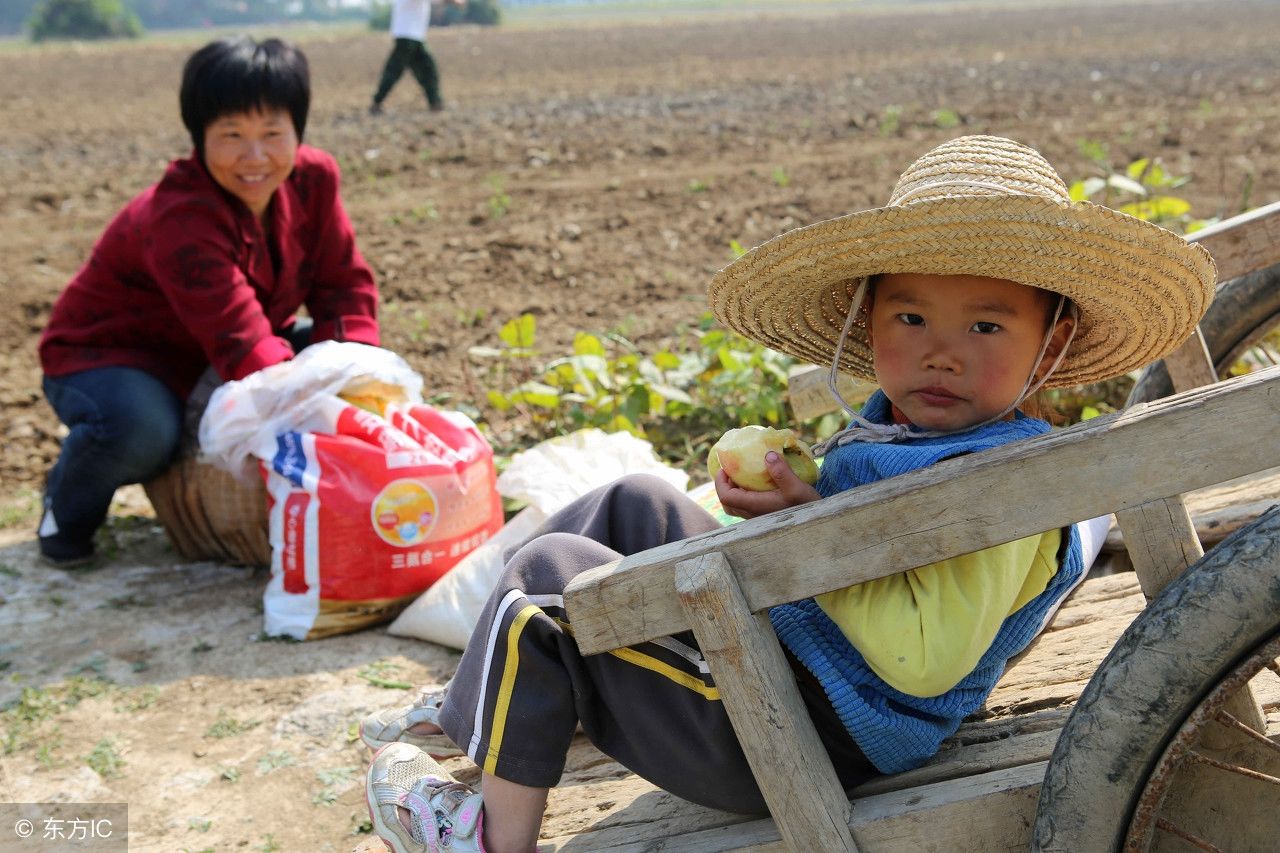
708, 426, 818, 491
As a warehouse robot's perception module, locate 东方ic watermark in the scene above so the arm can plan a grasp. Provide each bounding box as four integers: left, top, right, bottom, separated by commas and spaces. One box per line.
1, 803, 127, 852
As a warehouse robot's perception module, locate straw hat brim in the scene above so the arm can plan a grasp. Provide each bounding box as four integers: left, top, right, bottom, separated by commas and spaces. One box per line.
709, 195, 1216, 388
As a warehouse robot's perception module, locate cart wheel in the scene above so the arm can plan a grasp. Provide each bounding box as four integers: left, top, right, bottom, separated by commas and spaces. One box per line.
1129, 260, 1280, 404
1033, 506, 1280, 852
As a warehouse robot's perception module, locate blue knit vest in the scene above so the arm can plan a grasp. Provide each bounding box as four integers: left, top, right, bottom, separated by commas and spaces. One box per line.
770, 391, 1085, 774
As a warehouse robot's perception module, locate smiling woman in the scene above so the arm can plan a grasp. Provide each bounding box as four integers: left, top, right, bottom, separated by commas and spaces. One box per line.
35, 36, 380, 566
202, 110, 299, 221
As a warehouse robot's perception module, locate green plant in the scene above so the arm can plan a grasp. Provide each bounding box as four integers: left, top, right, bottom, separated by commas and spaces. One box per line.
35, 731, 62, 768
771, 167, 791, 188
0, 489, 40, 529
687, 178, 709, 193
204, 710, 261, 740
2, 677, 111, 755
357, 660, 413, 690
85, 737, 123, 778
877, 105, 902, 136
256, 750, 294, 774
188, 817, 212, 833
486, 175, 510, 219
114, 685, 159, 713
473, 311, 836, 473
27, 0, 141, 40
313, 766, 356, 806
1070, 144, 1212, 233
932, 108, 961, 129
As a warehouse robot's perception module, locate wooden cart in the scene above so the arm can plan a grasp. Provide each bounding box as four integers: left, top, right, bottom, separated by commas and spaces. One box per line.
545, 201, 1280, 851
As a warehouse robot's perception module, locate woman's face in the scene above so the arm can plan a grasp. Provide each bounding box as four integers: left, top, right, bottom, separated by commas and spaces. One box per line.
202, 107, 298, 220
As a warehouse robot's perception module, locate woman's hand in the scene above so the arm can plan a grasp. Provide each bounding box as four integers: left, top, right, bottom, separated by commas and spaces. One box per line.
715, 451, 821, 519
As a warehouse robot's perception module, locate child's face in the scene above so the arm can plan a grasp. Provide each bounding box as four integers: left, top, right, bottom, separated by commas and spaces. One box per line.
867, 272, 1071, 431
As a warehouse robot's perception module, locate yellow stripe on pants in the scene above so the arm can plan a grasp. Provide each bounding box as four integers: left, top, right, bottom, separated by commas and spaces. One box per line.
485, 603, 542, 775
609, 646, 721, 700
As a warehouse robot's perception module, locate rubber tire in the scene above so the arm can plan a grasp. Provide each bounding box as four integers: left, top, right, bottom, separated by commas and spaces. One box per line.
1128, 261, 1280, 405
1031, 506, 1280, 851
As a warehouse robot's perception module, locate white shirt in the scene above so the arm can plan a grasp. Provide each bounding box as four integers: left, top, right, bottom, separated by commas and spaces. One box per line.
390, 0, 430, 40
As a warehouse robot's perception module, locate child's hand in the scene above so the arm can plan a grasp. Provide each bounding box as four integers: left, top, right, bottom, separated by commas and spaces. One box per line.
715, 451, 821, 519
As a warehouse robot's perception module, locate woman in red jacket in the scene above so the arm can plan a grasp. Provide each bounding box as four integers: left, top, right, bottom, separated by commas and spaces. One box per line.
37, 36, 379, 565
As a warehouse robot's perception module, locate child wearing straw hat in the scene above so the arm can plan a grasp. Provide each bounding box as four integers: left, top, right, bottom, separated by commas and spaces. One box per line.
362, 135, 1215, 853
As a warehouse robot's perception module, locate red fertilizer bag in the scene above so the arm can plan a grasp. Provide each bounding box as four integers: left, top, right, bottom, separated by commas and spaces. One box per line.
199, 343, 503, 640
261, 399, 502, 639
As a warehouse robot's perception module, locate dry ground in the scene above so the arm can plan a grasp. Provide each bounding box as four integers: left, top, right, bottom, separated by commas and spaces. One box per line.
1, 1, 1279, 849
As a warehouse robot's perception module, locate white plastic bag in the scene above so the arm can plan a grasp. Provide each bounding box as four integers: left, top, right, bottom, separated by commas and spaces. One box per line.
198, 341, 424, 482
388, 429, 689, 649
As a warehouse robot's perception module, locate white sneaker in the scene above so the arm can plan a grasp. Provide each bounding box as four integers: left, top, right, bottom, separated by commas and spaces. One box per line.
366, 743, 485, 853
360, 687, 464, 758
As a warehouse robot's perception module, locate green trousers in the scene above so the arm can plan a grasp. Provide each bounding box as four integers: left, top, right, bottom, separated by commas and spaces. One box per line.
372, 37, 441, 108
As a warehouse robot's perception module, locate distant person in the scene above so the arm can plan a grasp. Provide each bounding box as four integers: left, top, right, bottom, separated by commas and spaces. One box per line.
370, 0, 463, 115
37, 36, 379, 567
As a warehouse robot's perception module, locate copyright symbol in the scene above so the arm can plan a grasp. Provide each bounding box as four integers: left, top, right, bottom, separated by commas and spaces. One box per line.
14, 818, 33, 838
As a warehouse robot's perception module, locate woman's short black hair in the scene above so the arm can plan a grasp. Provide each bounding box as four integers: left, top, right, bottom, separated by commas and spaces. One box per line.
180, 36, 310, 158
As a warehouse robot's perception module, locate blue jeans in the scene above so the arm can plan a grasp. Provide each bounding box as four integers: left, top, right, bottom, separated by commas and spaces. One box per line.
41, 321, 313, 545
42, 367, 184, 545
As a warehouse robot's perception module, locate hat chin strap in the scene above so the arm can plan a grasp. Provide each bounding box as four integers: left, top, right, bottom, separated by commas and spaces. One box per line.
811, 286, 1078, 458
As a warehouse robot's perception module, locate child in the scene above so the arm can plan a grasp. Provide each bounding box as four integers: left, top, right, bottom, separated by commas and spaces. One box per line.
362, 135, 1215, 853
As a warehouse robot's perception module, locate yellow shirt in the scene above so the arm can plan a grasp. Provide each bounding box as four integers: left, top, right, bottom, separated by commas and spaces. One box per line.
816, 529, 1062, 698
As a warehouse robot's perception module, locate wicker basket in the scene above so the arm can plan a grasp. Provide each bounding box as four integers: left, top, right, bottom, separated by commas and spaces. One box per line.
144, 455, 270, 567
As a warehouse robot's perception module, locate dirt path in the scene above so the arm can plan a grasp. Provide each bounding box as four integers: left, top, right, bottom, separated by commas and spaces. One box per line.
1, 1, 1279, 849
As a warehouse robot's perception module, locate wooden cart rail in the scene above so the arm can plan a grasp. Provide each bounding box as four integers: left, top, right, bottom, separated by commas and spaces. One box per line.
565, 366, 1280, 654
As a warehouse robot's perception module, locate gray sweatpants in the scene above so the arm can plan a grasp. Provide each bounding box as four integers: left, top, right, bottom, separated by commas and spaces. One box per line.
437, 473, 876, 814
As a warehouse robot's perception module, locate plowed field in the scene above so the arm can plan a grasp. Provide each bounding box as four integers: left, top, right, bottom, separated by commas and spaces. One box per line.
1, 1, 1278, 850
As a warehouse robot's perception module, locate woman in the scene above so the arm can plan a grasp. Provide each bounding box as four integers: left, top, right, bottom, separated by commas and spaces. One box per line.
37, 36, 379, 566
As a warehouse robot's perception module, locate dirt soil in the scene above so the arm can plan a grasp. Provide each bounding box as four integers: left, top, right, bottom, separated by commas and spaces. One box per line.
1, 1, 1278, 850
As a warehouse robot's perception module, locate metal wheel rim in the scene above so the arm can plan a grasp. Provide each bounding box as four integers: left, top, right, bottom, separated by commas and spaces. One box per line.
1124, 632, 1280, 852
1218, 310, 1280, 376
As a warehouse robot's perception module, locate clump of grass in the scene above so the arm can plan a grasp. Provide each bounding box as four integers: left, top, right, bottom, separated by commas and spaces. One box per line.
2, 677, 112, 755
204, 710, 261, 740
256, 750, 294, 775
85, 737, 124, 778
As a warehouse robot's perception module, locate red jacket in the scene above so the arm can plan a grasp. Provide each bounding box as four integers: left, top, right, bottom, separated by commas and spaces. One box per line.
39, 144, 379, 399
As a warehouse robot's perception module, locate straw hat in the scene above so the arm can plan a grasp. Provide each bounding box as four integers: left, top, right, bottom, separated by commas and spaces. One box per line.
708, 135, 1216, 388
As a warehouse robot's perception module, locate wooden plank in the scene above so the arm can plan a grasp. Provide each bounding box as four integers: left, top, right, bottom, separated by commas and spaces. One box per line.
787, 365, 877, 422
565, 367, 1280, 654
541, 762, 1047, 852
1184, 199, 1280, 283
1115, 495, 1204, 598
1162, 327, 1217, 392
1103, 467, 1280, 552
675, 551, 857, 852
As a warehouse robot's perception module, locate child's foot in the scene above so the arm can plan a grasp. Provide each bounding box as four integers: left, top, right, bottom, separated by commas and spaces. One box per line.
360, 686, 464, 758
366, 743, 485, 853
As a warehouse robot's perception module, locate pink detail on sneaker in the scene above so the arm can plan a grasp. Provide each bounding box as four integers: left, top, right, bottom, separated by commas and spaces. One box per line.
474, 809, 487, 853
